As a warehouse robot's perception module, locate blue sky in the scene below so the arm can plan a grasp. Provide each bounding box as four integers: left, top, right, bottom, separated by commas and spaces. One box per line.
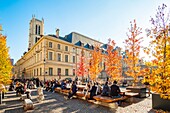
0, 0, 170, 63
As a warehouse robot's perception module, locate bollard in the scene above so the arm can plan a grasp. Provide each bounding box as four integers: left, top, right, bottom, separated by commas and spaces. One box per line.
0, 91, 2, 104
2, 92, 4, 99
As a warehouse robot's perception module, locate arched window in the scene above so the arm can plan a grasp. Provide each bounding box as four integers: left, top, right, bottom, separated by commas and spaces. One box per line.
38, 25, 41, 35
35, 25, 38, 34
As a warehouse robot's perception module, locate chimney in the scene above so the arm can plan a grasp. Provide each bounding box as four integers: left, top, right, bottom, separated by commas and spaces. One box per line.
56, 29, 59, 38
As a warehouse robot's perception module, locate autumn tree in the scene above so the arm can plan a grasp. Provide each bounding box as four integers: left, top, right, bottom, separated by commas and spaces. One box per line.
144, 4, 170, 99
105, 39, 122, 81
0, 33, 12, 86
124, 20, 144, 85
89, 44, 102, 81
76, 50, 88, 80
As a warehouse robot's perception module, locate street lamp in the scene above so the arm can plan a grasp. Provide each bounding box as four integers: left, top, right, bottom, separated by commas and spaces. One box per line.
43, 59, 46, 82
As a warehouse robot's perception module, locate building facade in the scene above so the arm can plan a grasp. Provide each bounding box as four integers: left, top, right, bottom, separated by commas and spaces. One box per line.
14, 17, 103, 81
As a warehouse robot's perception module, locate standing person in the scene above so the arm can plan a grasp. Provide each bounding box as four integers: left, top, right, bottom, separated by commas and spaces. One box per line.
110, 80, 121, 106
65, 81, 77, 100
88, 83, 97, 100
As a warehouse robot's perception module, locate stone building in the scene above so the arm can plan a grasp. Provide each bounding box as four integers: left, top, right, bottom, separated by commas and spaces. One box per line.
14, 17, 103, 81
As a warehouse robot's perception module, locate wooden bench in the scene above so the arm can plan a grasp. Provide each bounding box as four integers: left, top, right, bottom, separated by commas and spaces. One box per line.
60, 89, 70, 95
93, 95, 128, 108
23, 99, 34, 111
76, 91, 90, 100
55, 87, 61, 93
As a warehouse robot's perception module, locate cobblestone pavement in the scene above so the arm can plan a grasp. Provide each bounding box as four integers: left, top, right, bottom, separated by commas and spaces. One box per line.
0, 89, 157, 113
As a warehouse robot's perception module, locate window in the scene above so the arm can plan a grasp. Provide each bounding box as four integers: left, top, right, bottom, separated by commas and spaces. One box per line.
57, 68, 61, 75
65, 46, 68, 51
65, 55, 68, 62
34, 69, 36, 76
57, 44, 60, 50
40, 68, 42, 75
73, 69, 75, 76
65, 69, 69, 76
38, 26, 40, 35
49, 52, 53, 60
35, 25, 38, 34
49, 68, 53, 76
58, 53, 61, 61
37, 68, 38, 76
73, 56, 75, 63
49, 42, 52, 48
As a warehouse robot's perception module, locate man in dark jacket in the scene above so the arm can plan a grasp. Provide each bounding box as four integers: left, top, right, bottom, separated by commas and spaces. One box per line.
110, 81, 121, 97
110, 80, 121, 106
66, 81, 77, 99
89, 83, 97, 100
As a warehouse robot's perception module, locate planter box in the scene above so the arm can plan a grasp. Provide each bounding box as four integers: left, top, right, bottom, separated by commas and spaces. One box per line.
126, 86, 146, 98
152, 93, 170, 111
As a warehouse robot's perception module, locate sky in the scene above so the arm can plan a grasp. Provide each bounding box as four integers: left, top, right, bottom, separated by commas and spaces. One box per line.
0, 0, 170, 63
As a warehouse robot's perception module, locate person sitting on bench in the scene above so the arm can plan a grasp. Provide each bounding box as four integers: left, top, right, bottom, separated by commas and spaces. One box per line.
101, 82, 110, 96
110, 80, 121, 106
88, 82, 97, 100
65, 81, 77, 100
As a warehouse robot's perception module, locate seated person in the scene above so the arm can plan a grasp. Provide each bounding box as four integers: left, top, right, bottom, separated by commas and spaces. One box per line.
110, 80, 121, 106
101, 82, 110, 96
96, 82, 102, 95
65, 81, 77, 99
52, 81, 61, 93
66, 81, 71, 90
61, 80, 66, 90
9, 81, 14, 91
89, 83, 97, 100
16, 83, 24, 96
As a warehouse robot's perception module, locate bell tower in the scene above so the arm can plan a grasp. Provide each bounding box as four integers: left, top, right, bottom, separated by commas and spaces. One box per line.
28, 15, 44, 50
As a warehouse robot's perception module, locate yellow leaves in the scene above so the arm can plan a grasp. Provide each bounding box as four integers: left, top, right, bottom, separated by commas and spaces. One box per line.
0, 34, 12, 86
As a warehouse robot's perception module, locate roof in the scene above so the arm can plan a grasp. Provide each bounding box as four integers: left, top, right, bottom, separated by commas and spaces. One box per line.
47, 34, 71, 42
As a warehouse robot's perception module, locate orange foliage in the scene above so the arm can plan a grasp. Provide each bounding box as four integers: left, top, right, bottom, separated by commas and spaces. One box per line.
124, 20, 144, 84
105, 39, 122, 81
89, 44, 102, 81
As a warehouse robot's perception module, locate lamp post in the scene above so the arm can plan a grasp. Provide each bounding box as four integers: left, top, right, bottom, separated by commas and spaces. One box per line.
43, 59, 46, 82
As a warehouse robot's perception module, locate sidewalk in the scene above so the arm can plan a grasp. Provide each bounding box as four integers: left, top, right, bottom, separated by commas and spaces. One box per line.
0, 89, 157, 113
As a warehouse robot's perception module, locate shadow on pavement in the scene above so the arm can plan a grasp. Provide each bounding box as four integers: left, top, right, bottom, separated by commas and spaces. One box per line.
1, 90, 116, 113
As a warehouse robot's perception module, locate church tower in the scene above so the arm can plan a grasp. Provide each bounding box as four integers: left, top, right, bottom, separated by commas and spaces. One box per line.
28, 15, 44, 50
